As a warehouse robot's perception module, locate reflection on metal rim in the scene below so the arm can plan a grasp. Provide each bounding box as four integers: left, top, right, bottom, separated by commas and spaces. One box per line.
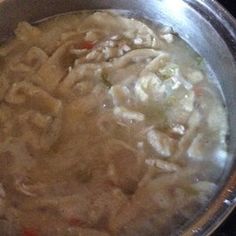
181, 2, 236, 235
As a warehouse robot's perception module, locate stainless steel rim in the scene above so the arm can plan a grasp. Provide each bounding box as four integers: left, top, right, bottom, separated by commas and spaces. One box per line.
182, 2, 236, 234
185, 0, 236, 59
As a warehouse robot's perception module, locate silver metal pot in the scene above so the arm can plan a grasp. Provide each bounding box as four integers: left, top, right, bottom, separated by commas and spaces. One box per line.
0, 0, 235, 235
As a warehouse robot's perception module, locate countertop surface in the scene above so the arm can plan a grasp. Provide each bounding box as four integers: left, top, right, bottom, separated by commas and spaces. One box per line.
213, 2, 235, 236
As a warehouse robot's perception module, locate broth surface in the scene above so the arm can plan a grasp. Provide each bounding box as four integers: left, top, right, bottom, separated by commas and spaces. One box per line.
0, 11, 228, 236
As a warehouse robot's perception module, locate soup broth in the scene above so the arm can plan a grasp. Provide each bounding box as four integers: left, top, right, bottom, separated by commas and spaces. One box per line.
0, 11, 228, 236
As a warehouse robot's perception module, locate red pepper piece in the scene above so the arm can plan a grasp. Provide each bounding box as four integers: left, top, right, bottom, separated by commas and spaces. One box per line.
193, 85, 204, 96
80, 41, 94, 50
68, 217, 83, 227
22, 228, 39, 236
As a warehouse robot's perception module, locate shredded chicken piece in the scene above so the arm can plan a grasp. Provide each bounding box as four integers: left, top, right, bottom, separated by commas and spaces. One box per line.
147, 129, 176, 157
15, 178, 38, 197
145, 159, 180, 172
113, 49, 160, 68
113, 106, 145, 123
109, 85, 130, 106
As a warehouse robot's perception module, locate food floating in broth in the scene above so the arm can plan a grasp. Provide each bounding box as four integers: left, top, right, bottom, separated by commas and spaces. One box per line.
0, 11, 228, 236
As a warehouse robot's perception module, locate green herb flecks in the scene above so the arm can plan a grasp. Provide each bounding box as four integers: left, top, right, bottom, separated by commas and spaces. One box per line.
196, 56, 204, 67
159, 63, 179, 80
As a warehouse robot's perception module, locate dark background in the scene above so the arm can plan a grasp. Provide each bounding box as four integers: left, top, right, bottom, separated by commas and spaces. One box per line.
217, 0, 236, 16
212, 2, 235, 236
